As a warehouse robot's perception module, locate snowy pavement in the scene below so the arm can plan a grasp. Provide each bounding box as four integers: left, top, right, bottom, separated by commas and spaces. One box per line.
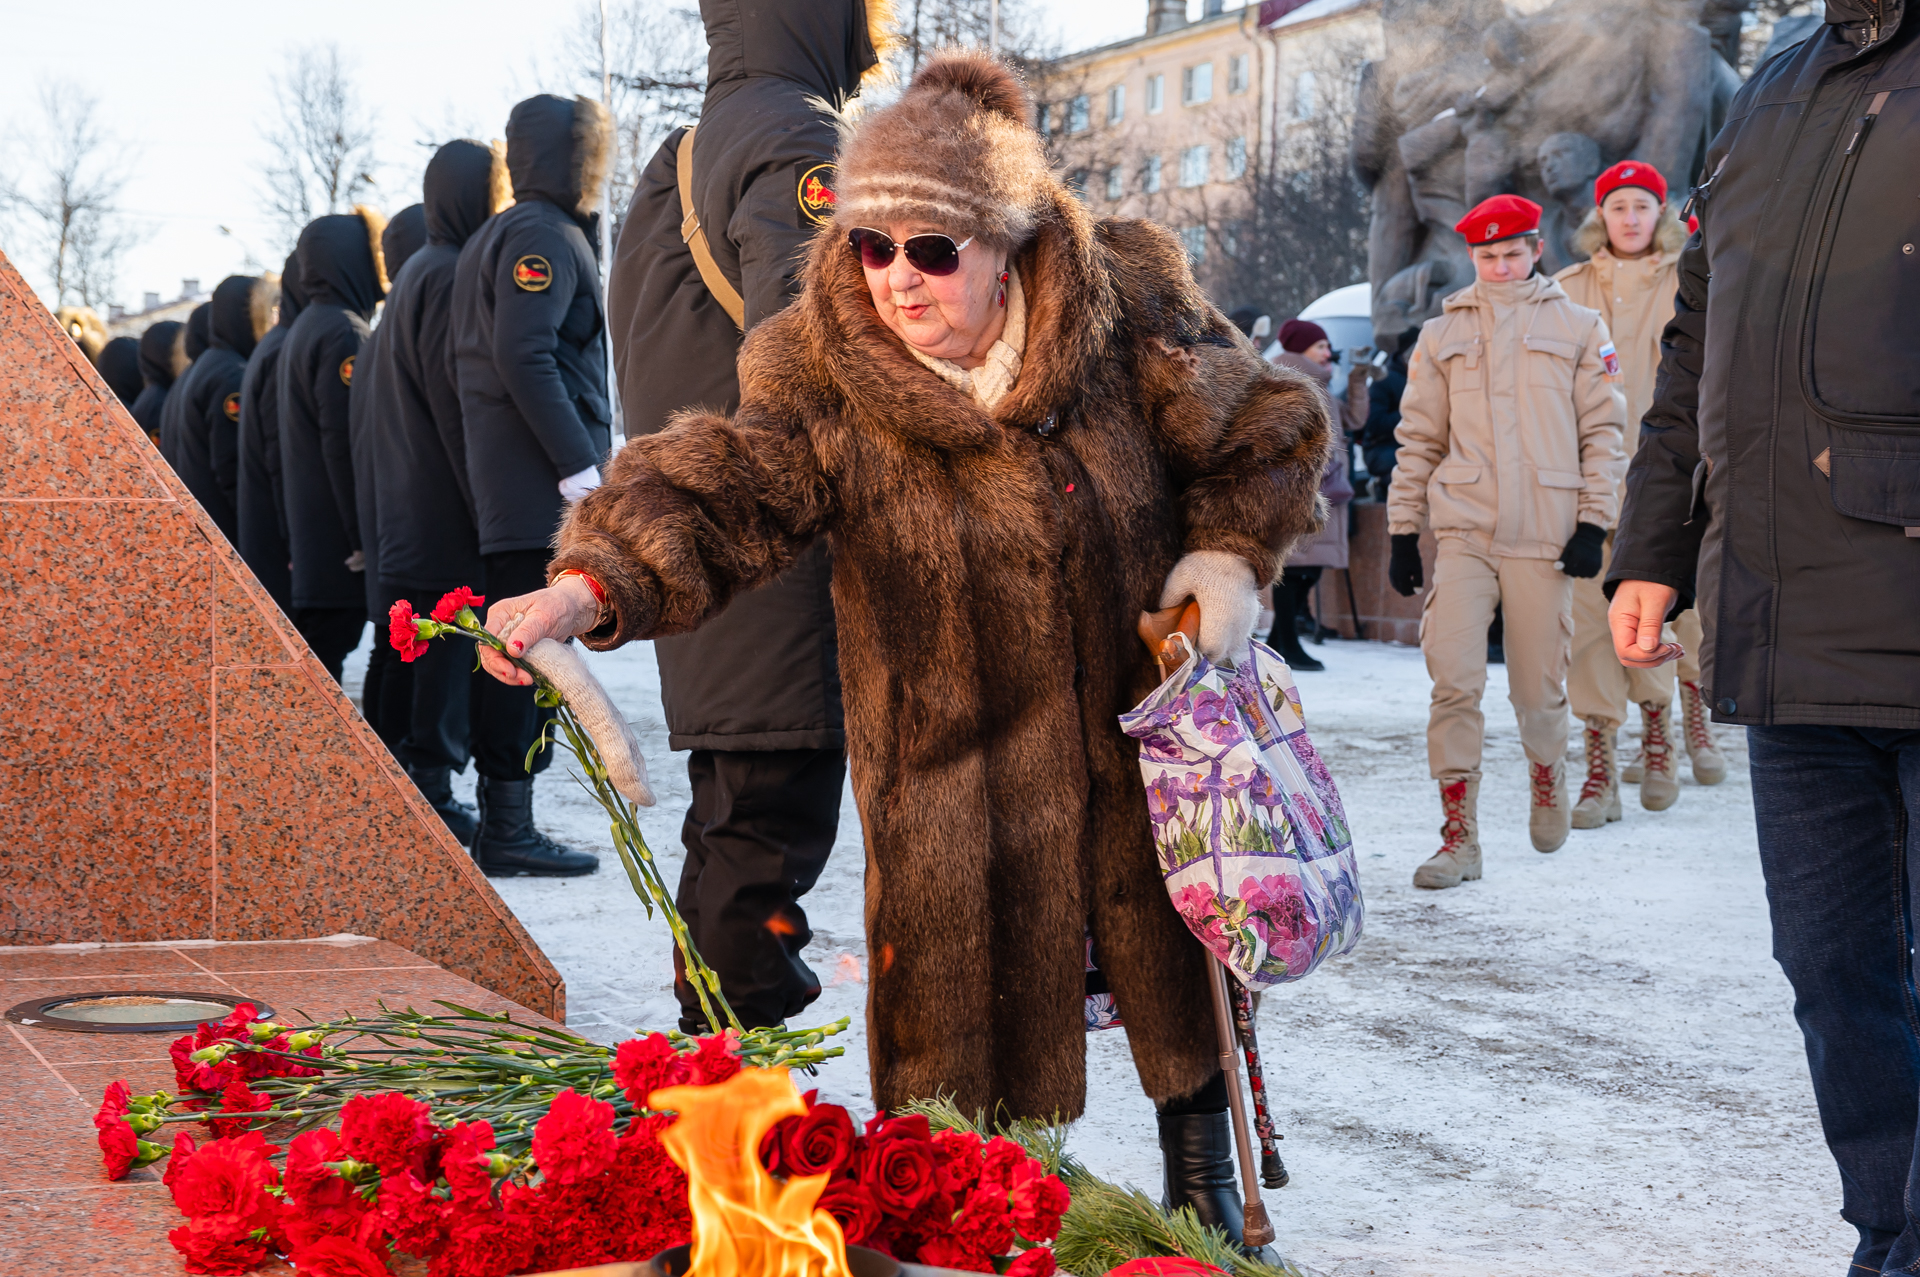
345, 631, 1851, 1277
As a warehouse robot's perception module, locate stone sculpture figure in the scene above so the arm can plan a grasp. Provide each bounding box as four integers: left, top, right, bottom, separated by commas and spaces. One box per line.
1537, 131, 1604, 274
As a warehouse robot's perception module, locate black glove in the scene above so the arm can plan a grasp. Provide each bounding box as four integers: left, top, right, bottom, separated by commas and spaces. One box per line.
1388, 533, 1424, 597
1558, 522, 1607, 579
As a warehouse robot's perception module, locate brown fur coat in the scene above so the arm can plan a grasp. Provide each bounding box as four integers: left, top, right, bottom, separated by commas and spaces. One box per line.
552, 187, 1331, 1119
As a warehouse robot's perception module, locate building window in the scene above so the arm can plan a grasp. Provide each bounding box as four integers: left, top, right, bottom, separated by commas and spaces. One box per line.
1038, 102, 1053, 133
1068, 94, 1090, 134
1222, 220, 1243, 258
1144, 154, 1163, 194
1146, 73, 1165, 114
1107, 84, 1125, 124
1293, 70, 1317, 120
1183, 62, 1214, 106
1180, 225, 1207, 263
1067, 169, 1089, 199
1229, 53, 1250, 94
1106, 165, 1125, 201
1179, 145, 1209, 188
1226, 135, 1247, 180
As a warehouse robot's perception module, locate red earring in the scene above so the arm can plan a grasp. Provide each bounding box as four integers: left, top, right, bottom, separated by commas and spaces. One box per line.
997, 270, 1009, 308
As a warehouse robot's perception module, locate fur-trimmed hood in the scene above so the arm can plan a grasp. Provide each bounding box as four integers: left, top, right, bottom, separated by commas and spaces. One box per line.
137, 320, 183, 388
424, 138, 510, 248
700, 0, 896, 104
276, 250, 307, 331
298, 209, 387, 318
1572, 202, 1688, 260
208, 274, 276, 359
183, 302, 212, 363
55, 307, 108, 363
382, 203, 430, 280
506, 94, 613, 220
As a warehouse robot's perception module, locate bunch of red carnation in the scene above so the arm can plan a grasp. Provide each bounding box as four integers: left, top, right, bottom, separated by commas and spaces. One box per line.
757, 1096, 1068, 1276
389, 587, 486, 663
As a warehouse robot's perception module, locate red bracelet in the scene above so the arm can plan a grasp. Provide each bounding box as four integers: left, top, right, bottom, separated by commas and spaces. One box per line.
553, 569, 609, 616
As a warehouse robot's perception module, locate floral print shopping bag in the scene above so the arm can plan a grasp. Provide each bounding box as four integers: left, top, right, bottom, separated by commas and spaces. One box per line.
1119, 638, 1364, 988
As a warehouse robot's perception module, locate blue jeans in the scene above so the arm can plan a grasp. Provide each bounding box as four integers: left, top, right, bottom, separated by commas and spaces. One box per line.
1750, 726, 1920, 1275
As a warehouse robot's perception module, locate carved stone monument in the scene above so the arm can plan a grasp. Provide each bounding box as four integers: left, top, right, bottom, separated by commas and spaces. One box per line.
1352, 0, 1748, 344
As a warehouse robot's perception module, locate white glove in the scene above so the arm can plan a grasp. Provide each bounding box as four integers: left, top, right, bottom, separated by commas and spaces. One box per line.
517, 637, 655, 806
1159, 550, 1259, 664
558, 464, 602, 503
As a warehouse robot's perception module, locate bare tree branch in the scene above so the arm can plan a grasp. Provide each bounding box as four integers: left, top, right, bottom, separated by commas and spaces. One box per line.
0, 82, 147, 309
259, 44, 380, 251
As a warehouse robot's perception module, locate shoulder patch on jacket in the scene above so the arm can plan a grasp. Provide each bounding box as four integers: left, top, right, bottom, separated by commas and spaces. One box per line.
1598, 341, 1621, 380
796, 163, 837, 227
512, 254, 553, 291
339, 355, 355, 386
222, 391, 241, 421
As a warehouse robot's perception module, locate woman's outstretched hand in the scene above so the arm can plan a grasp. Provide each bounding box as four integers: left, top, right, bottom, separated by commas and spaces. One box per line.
478, 577, 603, 685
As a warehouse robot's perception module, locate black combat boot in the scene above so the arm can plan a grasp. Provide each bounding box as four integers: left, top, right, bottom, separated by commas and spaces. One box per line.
1265, 580, 1324, 672
410, 765, 479, 846
472, 777, 598, 877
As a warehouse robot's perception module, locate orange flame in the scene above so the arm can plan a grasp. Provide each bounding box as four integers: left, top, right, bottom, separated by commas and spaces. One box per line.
653, 1068, 854, 1277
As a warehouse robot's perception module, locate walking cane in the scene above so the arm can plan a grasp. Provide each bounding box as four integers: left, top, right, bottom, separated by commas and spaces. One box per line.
1139, 601, 1278, 1250
1230, 980, 1288, 1189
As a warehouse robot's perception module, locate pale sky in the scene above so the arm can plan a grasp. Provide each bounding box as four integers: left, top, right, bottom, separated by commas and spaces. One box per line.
0, 0, 1183, 313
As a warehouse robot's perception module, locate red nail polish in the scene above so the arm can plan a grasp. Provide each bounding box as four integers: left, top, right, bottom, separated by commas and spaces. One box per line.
1065, 483, 1075, 493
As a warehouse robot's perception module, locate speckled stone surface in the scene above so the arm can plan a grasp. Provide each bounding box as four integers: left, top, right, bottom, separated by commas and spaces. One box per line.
0, 937, 561, 1274
0, 250, 562, 1020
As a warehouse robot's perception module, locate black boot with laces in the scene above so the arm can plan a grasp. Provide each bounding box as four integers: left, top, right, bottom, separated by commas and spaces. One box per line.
472, 777, 598, 877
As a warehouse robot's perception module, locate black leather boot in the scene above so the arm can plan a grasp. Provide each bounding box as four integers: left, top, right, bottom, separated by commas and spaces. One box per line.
1158, 1109, 1279, 1260
1266, 581, 1324, 672
472, 777, 598, 877
410, 765, 479, 846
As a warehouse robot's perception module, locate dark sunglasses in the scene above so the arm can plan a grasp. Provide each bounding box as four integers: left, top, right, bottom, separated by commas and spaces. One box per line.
847, 227, 975, 276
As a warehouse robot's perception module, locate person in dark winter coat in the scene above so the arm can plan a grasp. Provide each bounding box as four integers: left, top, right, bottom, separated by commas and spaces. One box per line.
281, 207, 388, 681
606, 0, 885, 1036
370, 141, 510, 847
172, 275, 278, 542
237, 253, 306, 611
97, 336, 143, 406
451, 94, 612, 877
158, 302, 212, 467
480, 52, 1332, 1253
130, 320, 186, 445
353, 203, 429, 756
1607, 4, 1920, 1270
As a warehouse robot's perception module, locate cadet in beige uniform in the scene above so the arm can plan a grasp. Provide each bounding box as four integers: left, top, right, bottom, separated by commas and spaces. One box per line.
1554, 161, 1726, 831
1387, 195, 1628, 889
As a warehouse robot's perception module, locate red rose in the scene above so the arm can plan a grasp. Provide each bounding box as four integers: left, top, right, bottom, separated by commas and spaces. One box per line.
388, 600, 430, 662
1006, 1247, 1059, 1277
817, 1178, 883, 1244
340, 1091, 435, 1176
289, 1234, 392, 1277
168, 1213, 273, 1276
531, 1087, 618, 1185
760, 1114, 800, 1174
784, 1101, 857, 1177
861, 1117, 939, 1217
931, 1128, 985, 1195
917, 1235, 996, 1273
1009, 1169, 1070, 1242
431, 587, 485, 624
168, 1130, 280, 1226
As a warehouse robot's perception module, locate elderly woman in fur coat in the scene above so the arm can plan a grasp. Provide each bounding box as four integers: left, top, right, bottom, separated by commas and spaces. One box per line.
481, 51, 1330, 1245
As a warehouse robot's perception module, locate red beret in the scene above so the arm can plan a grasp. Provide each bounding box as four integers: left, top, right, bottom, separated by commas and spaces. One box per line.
1455, 195, 1542, 246
1594, 160, 1667, 207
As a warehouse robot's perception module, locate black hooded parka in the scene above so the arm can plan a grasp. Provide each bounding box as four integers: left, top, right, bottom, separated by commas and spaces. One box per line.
604, 0, 877, 750
451, 95, 611, 557
352, 204, 430, 618
172, 275, 273, 543
281, 213, 384, 611
158, 302, 211, 468
237, 254, 307, 611
1609, 0, 1920, 729
129, 319, 185, 443
372, 142, 498, 596
98, 337, 142, 406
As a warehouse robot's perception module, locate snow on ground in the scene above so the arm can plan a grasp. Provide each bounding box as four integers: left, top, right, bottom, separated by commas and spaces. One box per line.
345, 631, 1851, 1276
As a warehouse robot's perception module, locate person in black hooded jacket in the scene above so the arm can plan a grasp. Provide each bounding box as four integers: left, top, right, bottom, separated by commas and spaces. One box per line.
97, 337, 143, 406
605, 0, 880, 1035
451, 95, 611, 877
369, 141, 507, 847
281, 207, 388, 681
238, 253, 306, 611
172, 275, 278, 542
130, 320, 185, 445
353, 203, 429, 757
159, 302, 212, 468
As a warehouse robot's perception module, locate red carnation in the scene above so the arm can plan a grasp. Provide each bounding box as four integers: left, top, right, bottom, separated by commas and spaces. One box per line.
377, 1170, 452, 1257
97, 1108, 139, 1179
1006, 1248, 1060, 1277
784, 1101, 857, 1177
932, 1128, 985, 1195
979, 1136, 1030, 1190
1010, 1169, 1070, 1242
432, 1209, 534, 1277
952, 1182, 1016, 1256
531, 1087, 618, 1185
431, 587, 485, 624
685, 1030, 742, 1084
168, 1213, 274, 1276
861, 1116, 939, 1217
917, 1235, 996, 1273
168, 1129, 280, 1227
289, 1234, 393, 1277
209, 1080, 272, 1138
163, 1131, 197, 1189
284, 1128, 358, 1212
1106, 1260, 1229, 1277
817, 1178, 883, 1245
340, 1091, 435, 1176
441, 1120, 498, 1205
388, 599, 430, 662
612, 1033, 688, 1107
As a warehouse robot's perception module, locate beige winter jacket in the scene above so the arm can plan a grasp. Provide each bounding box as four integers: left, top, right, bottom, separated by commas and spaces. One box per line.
1387, 274, 1628, 560
1552, 247, 1679, 456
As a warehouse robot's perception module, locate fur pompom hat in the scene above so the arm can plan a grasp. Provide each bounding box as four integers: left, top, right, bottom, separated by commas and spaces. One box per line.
833, 50, 1055, 251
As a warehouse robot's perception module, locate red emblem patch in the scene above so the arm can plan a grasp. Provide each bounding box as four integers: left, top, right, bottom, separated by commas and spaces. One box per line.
222, 392, 241, 421
798, 163, 837, 227
339, 356, 355, 387
512, 255, 552, 292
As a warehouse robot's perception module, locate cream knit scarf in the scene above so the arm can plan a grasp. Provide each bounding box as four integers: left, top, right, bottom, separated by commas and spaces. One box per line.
906, 268, 1026, 413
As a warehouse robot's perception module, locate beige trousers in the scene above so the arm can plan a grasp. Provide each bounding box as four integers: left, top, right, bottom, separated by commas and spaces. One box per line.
1568, 536, 1702, 726
1423, 535, 1574, 782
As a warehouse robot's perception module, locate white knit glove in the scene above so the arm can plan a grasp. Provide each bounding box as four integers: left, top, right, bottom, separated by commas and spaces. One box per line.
1159, 550, 1259, 664
558, 464, 602, 503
